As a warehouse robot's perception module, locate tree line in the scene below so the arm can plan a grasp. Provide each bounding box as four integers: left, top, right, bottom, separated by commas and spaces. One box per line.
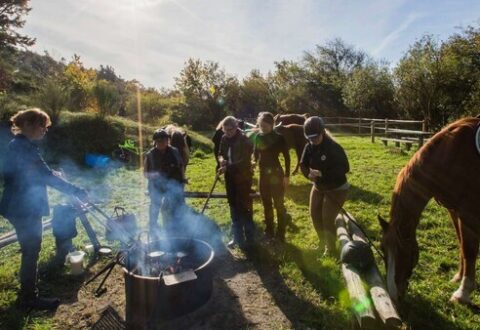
1, 0, 479, 130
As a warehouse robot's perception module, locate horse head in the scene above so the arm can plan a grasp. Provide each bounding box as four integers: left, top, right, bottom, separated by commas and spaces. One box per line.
378, 215, 419, 303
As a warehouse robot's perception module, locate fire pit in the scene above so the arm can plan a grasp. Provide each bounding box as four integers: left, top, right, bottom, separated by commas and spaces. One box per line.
123, 237, 215, 329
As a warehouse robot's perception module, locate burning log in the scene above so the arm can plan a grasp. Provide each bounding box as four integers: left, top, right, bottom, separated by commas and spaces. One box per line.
335, 216, 377, 328
344, 213, 403, 328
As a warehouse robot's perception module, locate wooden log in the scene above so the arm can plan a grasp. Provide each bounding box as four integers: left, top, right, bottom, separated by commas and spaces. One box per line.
184, 191, 260, 199
335, 216, 377, 328
343, 213, 403, 328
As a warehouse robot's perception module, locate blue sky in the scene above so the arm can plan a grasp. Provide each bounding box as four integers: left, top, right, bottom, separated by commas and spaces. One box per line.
23, 0, 480, 89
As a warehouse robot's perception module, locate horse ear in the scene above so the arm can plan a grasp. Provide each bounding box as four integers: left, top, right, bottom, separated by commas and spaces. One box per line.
378, 215, 389, 232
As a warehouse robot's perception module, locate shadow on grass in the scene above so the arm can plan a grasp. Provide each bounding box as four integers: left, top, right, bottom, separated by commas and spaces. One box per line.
246, 243, 350, 328
286, 183, 383, 207
399, 294, 465, 330
0, 258, 89, 330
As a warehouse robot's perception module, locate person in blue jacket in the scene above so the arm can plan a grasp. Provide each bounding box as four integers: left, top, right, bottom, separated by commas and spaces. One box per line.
0, 108, 87, 310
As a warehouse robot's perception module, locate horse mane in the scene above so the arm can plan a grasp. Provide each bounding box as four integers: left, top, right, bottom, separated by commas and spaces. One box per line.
388, 117, 480, 240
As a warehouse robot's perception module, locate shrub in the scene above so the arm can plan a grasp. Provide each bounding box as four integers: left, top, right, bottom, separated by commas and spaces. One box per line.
192, 149, 206, 159
44, 112, 125, 164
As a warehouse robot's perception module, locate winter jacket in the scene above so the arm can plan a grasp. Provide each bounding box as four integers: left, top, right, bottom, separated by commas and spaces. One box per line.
0, 134, 83, 219
300, 135, 349, 191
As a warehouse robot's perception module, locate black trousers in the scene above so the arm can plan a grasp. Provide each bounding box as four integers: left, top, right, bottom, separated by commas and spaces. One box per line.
225, 171, 254, 243
259, 168, 287, 238
9, 216, 43, 300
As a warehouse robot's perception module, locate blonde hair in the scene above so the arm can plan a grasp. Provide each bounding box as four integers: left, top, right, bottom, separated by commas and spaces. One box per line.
10, 108, 51, 134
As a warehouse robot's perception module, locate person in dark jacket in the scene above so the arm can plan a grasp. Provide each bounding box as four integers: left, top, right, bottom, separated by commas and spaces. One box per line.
0, 108, 87, 310
144, 129, 185, 236
212, 119, 246, 172
218, 116, 255, 248
300, 116, 350, 256
253, 112, 290, 242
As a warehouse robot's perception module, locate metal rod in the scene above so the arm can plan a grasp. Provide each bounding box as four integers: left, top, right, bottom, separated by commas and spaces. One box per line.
201, 172, 220, 214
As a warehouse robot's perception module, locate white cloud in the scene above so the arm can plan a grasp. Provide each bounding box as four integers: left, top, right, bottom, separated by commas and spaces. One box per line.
373, 12, 423, 56
21, 0, 480, 89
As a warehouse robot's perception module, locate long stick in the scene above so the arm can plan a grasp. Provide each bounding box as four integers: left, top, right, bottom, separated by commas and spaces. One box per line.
335, 215, 377, 328
201, 172, 220, 214
345, 213, 402, 328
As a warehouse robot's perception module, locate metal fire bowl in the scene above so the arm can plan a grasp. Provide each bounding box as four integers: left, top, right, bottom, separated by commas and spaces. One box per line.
123, 237, 215, 328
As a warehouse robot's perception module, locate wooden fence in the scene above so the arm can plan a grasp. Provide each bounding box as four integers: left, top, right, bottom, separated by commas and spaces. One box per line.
243, 116, 434, 150
322, 117, 433, 149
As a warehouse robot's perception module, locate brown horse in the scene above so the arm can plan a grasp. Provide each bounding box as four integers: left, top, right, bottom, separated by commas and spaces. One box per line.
274, 113, 308, 126
379, 116, 480, 304
163, 124, 190, 171
275, 124, 308, 174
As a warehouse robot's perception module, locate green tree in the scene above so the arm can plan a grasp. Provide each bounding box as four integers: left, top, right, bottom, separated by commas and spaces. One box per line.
36, 76, 69, 123
238, 70, 276, 118
174, 58, 230, 129
343, 62, 396, 118
92, 79, 121, 117
0, 0, 35, 49
440, 26, 480, 119
271, 60, 313, 114
394, 35, 446, 129
302, 38, 368, 116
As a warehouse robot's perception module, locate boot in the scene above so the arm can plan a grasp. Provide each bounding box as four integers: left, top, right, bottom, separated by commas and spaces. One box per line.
227, 239, 245, 249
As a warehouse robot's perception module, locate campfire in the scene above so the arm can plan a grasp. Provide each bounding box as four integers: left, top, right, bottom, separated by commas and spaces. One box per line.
121, 237, 215, 329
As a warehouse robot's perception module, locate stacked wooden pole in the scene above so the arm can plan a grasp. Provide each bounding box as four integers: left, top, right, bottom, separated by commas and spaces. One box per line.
335, 213, 402, 329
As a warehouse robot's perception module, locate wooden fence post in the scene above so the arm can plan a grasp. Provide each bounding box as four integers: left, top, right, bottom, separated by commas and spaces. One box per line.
384, 119, 389, 137
358, 117, 361, 134
370, 121, 375, 143
422, 120, 426, 133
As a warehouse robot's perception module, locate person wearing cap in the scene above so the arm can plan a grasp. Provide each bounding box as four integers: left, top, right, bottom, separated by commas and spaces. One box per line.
300, 116, 350, 256
0, 108, 88, 310
253, 112, 290, 242
144, 128, 185, 236
218, 116, 255, 249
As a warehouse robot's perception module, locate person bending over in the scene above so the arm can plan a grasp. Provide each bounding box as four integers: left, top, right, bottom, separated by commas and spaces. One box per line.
300, 116, 349, 257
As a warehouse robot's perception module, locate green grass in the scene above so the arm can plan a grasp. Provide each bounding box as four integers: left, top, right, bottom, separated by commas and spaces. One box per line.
1, 135, 479, 329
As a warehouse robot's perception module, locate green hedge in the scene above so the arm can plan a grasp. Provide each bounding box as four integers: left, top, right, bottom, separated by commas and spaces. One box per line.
44, 113, 125, 164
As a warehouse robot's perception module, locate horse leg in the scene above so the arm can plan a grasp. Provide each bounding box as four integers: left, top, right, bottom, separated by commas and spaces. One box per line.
448, 209, 464, 283
291, 144, 303, 175
450, 218, 479, 304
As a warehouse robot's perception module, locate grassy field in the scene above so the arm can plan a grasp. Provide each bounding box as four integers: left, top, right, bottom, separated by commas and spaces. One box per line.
0, 134, 479, 329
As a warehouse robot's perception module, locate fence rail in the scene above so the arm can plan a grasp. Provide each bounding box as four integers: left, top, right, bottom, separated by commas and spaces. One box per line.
322, 117, 433, 149
243, 115, 433, 149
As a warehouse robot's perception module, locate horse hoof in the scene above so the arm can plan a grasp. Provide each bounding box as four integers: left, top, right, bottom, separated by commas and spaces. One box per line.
450, 273, 462, 283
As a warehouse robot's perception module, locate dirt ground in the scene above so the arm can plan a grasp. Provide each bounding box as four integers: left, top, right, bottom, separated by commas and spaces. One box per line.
51, 245, 293, 329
